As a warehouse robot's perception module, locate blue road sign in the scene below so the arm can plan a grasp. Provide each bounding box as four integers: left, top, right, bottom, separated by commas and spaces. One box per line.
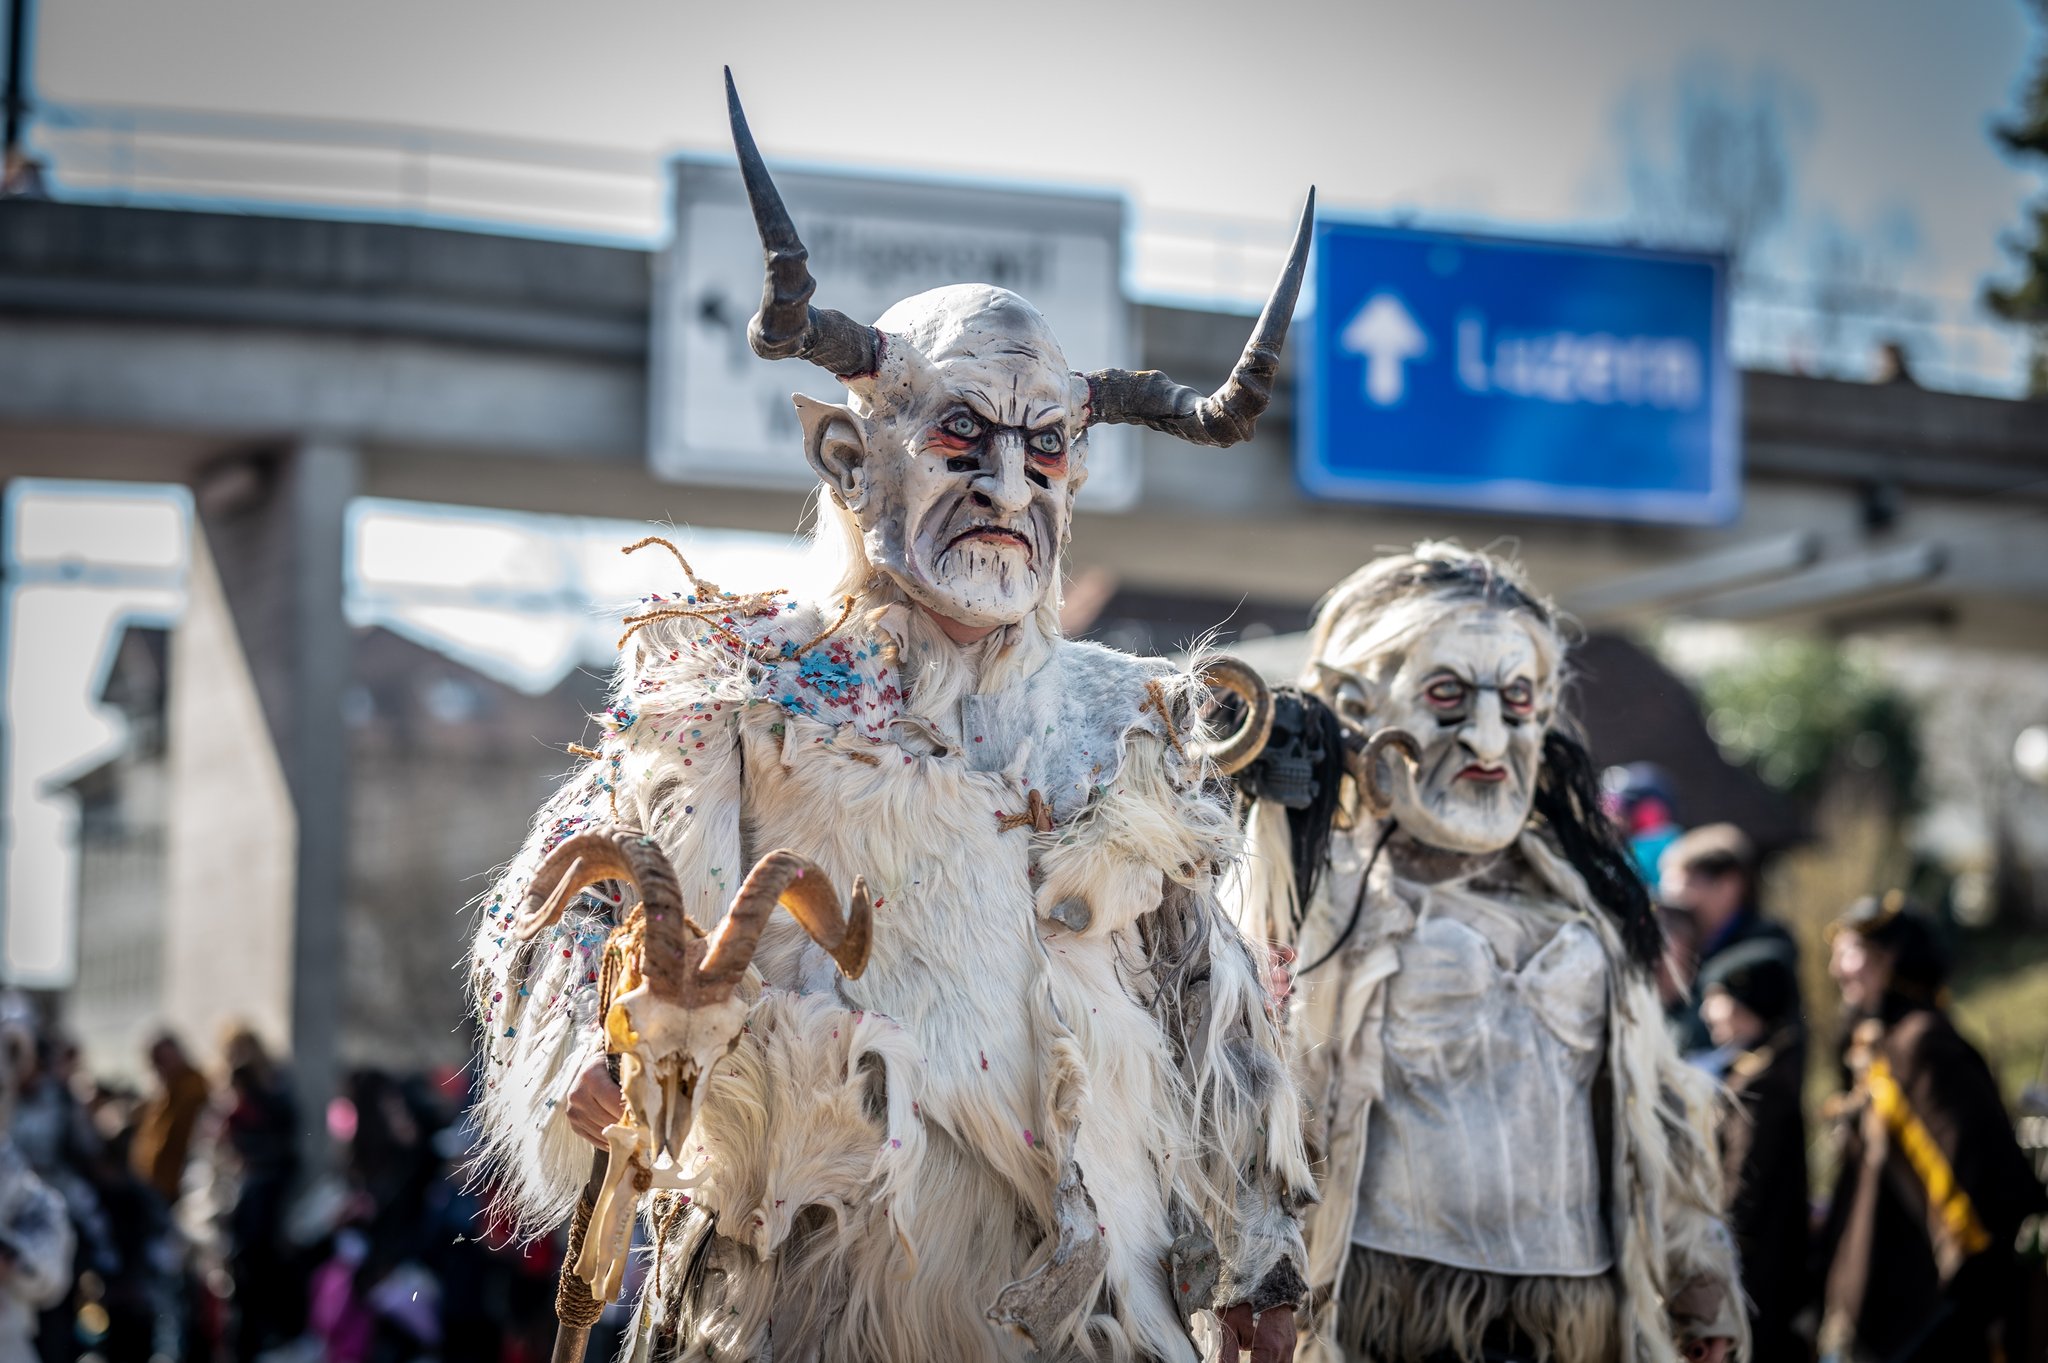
1300, 222, 1737, 524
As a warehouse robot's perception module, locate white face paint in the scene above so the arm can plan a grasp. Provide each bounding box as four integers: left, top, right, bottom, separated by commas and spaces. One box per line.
887, 360, 1077, 629
1368, 606, 1554, 854
803, 286, 1086, 632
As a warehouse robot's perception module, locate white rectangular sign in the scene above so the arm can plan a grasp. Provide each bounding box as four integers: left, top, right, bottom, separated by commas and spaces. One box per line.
651, 158, 1137, 509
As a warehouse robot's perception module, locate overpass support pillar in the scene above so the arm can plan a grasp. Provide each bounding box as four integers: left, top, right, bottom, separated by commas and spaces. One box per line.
164, 438, 355, 1173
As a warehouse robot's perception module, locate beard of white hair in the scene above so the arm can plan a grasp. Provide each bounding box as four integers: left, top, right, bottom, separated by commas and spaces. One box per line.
930, 539, 1039, 618
1309, 584, 1561, 856
803, 489, 1069, 676
1396, 722, 1537, 854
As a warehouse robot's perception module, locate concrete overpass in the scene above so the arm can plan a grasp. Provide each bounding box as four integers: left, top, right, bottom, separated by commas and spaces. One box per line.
6, 200, 2045, 619
4, 199, 2044, 1134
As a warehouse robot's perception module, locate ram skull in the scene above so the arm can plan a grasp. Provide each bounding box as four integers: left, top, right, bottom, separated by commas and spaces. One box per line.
513, 831, 871, 1302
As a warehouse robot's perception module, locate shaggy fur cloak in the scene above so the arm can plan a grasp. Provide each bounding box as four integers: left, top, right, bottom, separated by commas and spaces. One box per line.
470, 564, 1312, 1363
1237, 807, 1745, 1363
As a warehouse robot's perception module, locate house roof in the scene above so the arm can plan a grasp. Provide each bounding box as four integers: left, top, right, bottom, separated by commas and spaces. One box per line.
94, 624, 170, 718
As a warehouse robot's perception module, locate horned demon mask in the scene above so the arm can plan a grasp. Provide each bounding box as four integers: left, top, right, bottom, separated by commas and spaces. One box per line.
726, 69, 1314, 631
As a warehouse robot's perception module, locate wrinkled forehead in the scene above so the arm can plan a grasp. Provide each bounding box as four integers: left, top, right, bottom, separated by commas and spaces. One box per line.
876, 284, 1084, 427
1327, 597, 1561, 687
1400, 606, 1549, 675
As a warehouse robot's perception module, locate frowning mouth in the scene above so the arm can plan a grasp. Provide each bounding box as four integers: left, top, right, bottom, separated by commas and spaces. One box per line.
1457, 764, 1508, 784
947, 526, 1032, 555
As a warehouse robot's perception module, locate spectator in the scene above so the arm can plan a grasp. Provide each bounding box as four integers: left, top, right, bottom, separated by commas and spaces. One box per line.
1655, 903, 1703, 1039
1661, 823, 1799, 1054
0, 1018, 640, 1363
129, 1034, 209, 1207
1699, 940, 1810, 1363
0, 997, 70, 1363
71, 1125, 182, 1363
10, 1030, 107, 1363
1607, 761, 1684, 883
1815, 893, 2047, 1363
210, 1024, 301, 1363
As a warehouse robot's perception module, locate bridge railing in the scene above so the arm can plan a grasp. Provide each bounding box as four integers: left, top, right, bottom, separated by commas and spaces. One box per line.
25, 100, 2028, 397
34, 100, 663, 242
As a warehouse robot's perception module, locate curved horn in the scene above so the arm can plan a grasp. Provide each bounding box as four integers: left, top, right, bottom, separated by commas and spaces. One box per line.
1190, 656, 1277, 777
512, 828, 683, 944
1084, 189, 1314, 447
725, 68, 879, 380
1357, 728, 1422, 819
699, 848, 873, 987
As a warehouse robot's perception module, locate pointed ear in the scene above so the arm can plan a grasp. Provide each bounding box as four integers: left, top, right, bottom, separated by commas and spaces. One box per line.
793, 395, 869, 509
1310, 659, 1376, 723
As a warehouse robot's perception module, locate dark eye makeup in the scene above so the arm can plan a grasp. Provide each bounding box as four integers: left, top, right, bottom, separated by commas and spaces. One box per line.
932, 411, 1069, 485
1424, 676, 1467, 707
1421, 672, 1537, 724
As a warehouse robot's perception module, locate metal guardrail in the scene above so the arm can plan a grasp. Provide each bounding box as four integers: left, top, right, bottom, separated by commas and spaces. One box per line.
20, 100, 2030, 397
32, 100, 662, 242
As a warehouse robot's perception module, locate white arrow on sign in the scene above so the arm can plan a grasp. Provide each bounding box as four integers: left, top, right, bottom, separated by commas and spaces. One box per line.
1340, 292, 1429, 406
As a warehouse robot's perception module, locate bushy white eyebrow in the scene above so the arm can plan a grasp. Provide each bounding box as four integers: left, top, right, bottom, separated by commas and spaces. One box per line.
951, 385, 1065, 431
953, 387, 1002, 423
1418, 653, 1543, 689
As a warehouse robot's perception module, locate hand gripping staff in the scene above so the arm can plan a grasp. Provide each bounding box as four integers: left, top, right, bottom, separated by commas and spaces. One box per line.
510, 829, 873, 1363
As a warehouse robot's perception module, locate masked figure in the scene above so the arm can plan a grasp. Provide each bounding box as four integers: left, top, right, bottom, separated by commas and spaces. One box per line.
1230, 545, 1744, 1363
468, 73, 1316, 1363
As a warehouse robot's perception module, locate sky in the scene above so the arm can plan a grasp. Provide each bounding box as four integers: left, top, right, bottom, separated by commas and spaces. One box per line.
27, 0, 2042, 322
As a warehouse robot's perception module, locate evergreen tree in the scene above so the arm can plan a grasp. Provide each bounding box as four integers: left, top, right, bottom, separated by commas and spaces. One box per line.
1987, 0, 2048, 395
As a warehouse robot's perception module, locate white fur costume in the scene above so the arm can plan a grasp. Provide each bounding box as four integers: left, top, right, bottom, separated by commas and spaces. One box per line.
1231, 549, 1744, 1363
470, 74, 1319, 1361
471, 574, 1312, 1362
1267, 831, 1743, 1363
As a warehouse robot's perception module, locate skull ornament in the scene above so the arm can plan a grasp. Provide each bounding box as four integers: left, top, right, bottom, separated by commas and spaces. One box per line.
513, 831, 871, 1303
726, 69, 1314, 633
1238, 691, 1335, 809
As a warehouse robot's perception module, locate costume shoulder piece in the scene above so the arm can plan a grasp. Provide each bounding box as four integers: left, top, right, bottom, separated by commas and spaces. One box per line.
1027, 636, 1221, 815
617, 563, 1216, 809
610, 563, 866, 733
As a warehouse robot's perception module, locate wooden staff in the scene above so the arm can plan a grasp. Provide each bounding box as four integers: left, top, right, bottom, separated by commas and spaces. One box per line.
550, 1147, 612, 1363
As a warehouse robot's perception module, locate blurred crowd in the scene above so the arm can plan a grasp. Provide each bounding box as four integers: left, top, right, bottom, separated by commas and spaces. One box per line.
1610, 763, 2048, 1363
0, 1012, 635, 1363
